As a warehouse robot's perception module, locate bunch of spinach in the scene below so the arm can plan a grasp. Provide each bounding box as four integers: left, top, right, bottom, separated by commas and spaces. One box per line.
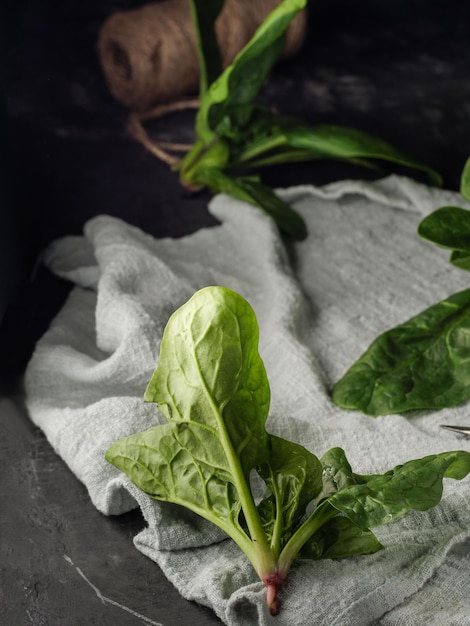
333, 158, 470, 416
139, 0, 441, 240
106, 286, 470, 614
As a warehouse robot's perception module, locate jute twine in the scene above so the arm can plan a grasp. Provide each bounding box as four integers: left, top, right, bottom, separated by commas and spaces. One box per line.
98, 0, 307, 111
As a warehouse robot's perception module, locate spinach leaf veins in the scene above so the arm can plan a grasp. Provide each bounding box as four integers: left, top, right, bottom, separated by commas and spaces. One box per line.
106, 286, 470, 614
333, 158, 470, 416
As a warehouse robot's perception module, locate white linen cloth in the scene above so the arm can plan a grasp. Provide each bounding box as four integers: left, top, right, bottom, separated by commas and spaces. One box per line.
25, 175, 470, 625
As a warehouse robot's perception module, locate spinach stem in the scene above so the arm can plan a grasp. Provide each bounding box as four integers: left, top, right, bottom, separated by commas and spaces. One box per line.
277, 501, 338, 576
195, 354, 277, 578
269, 470, 284, 559
221, 440, 276, 578
235, 135, 287, 164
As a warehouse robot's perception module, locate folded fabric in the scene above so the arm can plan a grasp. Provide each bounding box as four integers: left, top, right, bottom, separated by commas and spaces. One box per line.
25, 175, 470, 625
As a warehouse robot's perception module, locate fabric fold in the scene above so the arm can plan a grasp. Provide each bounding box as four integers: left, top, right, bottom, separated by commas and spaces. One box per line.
25, 175, 470, 625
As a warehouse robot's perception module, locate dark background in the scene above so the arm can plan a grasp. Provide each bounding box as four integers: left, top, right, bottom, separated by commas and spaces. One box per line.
1, 1, 470, 623
2, 0, 470, 380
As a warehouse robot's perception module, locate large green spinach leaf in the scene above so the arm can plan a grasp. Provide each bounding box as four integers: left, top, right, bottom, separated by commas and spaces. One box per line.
332, 289, 470, 416
195, 0, 306, 143
106, 287, 470, 614
234, 121, 442, 186
333, 157, 470, 416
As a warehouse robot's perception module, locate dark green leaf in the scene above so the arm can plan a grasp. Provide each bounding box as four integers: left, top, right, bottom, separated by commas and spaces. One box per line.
328, 451, 470, 527
299, 516, 383, 560
195, 167, 308, 239
240, 177, 307, 240
238, 147, 322, 168
190, 0, 224, 95
107, 287, 272, 561
257, 435, 323, 552
332, 288, 470, 415
229, 115, 440, 183
314, 447, 358, 505
195, 0, 307, 143
278, 448, 470, 574
451, 249, 470, 272
280, 123, 442, 186
460, 157, 470, 201
418, 205, 470, 253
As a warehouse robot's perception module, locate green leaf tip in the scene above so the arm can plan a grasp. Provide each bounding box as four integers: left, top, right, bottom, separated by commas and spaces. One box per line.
460, 156, 470, 201
190, 0, 224, 96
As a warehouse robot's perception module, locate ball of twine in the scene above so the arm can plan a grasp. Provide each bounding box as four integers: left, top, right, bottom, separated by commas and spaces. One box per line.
98, 0, 307, 111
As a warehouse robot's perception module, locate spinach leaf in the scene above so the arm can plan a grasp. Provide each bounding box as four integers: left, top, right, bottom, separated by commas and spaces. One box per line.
418, 154, 470, 252
418, 206, 470, 253
460, 157, 470, 201
313, 446, 359, 505
417, 157, 470, 269
106, 421, 250, 543
332, 288, 470, 416
106, 287, 470, 614
132, 0, 442, 239
190, 0, 224, 96
299, 517, 383, 560
235, 121, 441, 186
257, 435, 323, 556
418, 207, 470, 272
193, 167, 308, 239
298, 448, 384, 560
333, 154, 470, 417
328, 450, 470, 526
278, 446, 470, 574
450, 250, 470, 272
195, 0, 307, 144
143, 286, 271, 479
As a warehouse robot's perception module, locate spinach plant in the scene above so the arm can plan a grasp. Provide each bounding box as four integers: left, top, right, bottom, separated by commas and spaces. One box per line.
106, 286, 470, 614
333, 158, 470, 416
135, 0, 441, 240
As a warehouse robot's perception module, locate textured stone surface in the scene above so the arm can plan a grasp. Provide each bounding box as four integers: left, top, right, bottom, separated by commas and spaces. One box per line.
1, 396, 222, 625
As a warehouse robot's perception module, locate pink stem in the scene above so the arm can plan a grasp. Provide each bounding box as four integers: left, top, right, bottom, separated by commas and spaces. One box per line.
263, 573, 286, 616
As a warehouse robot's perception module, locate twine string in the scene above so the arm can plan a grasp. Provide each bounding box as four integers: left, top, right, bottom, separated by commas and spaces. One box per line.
127, 98, 200, 166
98, 0, 307, 111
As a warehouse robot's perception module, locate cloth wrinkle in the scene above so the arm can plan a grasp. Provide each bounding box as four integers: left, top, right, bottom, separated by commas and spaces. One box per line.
24, 175, 470, 625
330, 520, 468, 626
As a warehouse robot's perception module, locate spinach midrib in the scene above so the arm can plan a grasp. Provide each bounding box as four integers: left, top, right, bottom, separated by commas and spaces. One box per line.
190, 321, 270, 553
116, 445, 252, 551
